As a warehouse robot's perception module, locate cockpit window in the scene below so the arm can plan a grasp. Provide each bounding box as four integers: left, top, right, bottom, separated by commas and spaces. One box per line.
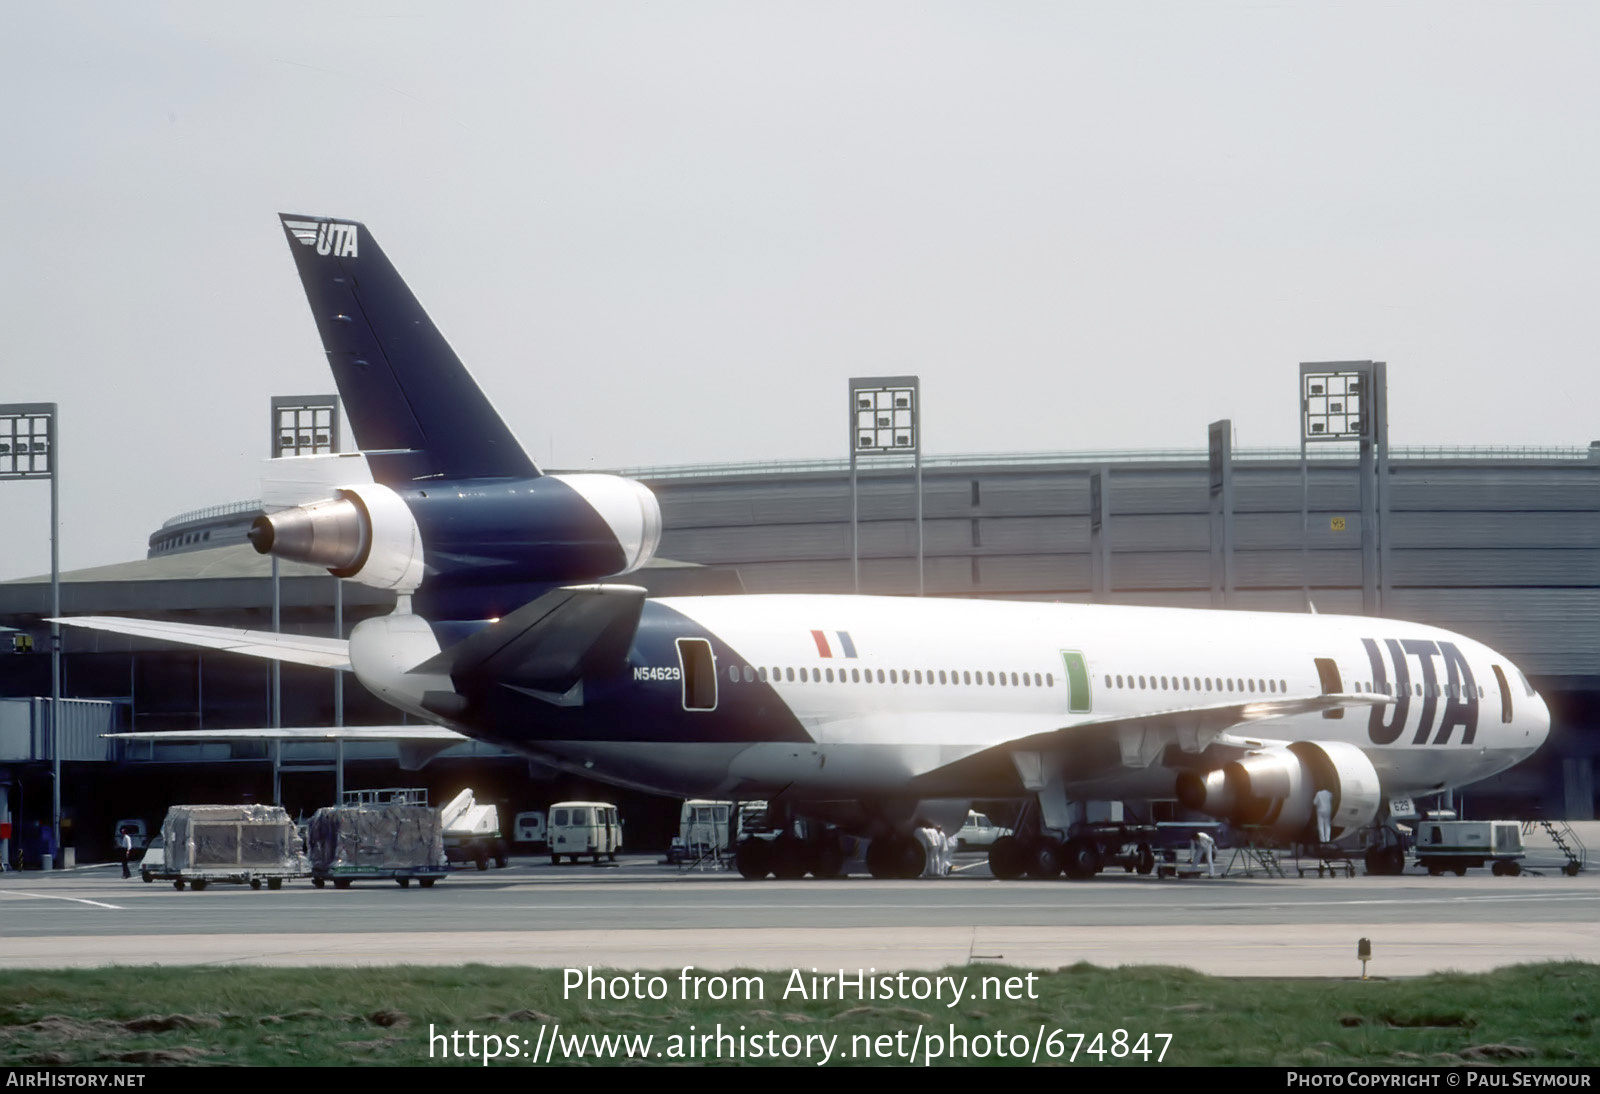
1491, 665, 1513, 724
1518, 670, 1536, 697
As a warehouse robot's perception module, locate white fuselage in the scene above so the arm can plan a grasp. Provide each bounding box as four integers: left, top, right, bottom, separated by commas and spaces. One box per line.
507, 595, 1550, 804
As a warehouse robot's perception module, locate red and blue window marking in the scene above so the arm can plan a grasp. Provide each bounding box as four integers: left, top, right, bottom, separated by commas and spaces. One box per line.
810, 630, 857, 658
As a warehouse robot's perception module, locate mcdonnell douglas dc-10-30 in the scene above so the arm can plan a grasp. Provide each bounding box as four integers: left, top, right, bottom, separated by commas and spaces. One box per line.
58, 215, 1550, 881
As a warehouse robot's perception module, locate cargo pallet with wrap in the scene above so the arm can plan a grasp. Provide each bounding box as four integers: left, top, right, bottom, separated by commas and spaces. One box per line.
308, 788, 450, 889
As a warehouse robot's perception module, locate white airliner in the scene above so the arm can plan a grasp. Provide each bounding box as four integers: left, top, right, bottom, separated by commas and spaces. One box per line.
57, 214, 1551, 883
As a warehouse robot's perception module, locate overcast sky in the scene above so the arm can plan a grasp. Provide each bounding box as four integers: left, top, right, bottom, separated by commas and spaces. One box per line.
2, 2, 1596, 581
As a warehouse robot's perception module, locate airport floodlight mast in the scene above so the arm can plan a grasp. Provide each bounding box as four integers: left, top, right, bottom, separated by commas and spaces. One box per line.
267, 395, 342, 803
1297, 363, 1389, 615
848, 377, 923, 596
270, 394, 341, 459
0, 403, 60, 866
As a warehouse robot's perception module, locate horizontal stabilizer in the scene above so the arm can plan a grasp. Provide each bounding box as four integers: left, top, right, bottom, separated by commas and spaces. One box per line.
410, 583, 647, 692
53, 616, 349, 670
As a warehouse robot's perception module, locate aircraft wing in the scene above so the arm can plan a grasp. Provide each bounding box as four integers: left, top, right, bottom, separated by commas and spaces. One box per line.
906, 691, 1391, 794
106, 726, 464, 742
52, 616, 349, 670
105, 725, 471, 770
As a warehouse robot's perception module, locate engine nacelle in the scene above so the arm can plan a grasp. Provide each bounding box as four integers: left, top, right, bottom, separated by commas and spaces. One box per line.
1174, 741, 1382, 842
249, 473, 661, 594
250, 482, 426, 593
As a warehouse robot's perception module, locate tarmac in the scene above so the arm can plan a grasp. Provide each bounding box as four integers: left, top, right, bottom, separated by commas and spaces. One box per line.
1, 828, 1594, 977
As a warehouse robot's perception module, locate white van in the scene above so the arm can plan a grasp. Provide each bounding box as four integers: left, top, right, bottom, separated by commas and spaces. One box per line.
513, 811, 547, 848
667, 800, 731, 864
548, 802, 622, 864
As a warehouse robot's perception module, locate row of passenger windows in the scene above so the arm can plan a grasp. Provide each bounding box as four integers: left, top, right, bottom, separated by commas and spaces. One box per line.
1108, 674, 1289, 695
1105, 674, 1485, 701
727, 664, 1056, 689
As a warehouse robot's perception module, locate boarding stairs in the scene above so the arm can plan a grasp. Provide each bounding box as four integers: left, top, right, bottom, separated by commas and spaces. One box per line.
1225, 841, 1286, 878
1521, 820, 1586, 876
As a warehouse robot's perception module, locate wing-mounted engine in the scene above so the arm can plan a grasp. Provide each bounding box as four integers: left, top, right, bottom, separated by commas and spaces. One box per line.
1174, 741, 1382, 841
250, 474, 661, 593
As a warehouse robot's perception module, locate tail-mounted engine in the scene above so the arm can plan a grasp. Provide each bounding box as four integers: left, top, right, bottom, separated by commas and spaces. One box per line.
250, 473, 661, 595
250, 482, 425, 592
1174, 741, 1382, 841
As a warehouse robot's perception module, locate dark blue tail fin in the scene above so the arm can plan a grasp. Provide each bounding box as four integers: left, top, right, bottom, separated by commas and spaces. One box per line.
278, 214, 539, 484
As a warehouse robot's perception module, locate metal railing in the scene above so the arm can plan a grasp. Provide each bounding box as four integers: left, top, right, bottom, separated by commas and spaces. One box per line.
153, 445, 1597, 528
160, 499, 263, 530
612, 444, 1597, 482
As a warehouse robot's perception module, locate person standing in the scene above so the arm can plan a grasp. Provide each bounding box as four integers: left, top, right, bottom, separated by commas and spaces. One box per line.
1313, 788, 1334, 845
913, 820, 941, 879
119, 827, 133, 879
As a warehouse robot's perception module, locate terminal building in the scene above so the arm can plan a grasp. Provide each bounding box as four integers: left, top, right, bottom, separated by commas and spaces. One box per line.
2, 442, 1597, 862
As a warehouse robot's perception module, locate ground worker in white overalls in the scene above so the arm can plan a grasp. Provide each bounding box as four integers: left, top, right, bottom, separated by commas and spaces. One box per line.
1313, 788, 1334, 845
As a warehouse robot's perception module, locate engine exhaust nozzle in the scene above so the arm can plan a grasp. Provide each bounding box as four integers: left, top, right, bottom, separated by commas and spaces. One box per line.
249, 497, 370, 574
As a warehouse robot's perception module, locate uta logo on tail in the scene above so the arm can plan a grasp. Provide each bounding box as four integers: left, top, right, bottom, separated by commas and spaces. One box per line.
283, 218, 359, 258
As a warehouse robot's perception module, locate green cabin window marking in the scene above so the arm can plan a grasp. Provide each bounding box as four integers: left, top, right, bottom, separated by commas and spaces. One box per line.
1060, 650, 1092, 713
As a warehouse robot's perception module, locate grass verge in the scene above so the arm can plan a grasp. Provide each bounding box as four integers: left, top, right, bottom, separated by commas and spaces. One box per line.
1, 962, 1596, 1066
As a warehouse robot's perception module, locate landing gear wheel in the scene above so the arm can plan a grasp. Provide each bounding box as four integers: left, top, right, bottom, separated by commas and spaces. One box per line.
334, 878, 352, 889
1427, 864, 1443, 876
735, 838, 772, 880
987, 836, 1027, 880
865, 837, 895, 879
312, 877, 325, 889
476, 854, 489, 871
496, 851, 508, 869
250, 878, 261, 890
173, 880, 184, 891
1025, 839, 1063, 880
267, 877, 283, 890
551, 855, 561, 866
420, 878, 436, 888
1366, 846, 1406, 876
191, 879, 208, 892
1136, 843, 1156, 875
769, 836, 813, 880
1063, 838, 1101, 880
866, 835, 925, 879
813, 838, 848, 879
142, 872, 152, 884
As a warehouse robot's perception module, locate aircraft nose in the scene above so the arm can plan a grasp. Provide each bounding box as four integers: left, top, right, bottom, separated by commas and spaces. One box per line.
1527, 689, 1552, 754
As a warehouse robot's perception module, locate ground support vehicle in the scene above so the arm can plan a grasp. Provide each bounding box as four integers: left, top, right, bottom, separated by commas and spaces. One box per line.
1415, 819, 1526, 876
151, 805, 310, 891
307, 789, 449, 889
440, 789, 509, 870
954, 811, 1011, 850
548, 801, 623, 864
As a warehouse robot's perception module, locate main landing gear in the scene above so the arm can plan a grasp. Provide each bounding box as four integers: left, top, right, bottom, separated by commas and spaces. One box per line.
988, 828, 1157, 881
735, 832, 850, 880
